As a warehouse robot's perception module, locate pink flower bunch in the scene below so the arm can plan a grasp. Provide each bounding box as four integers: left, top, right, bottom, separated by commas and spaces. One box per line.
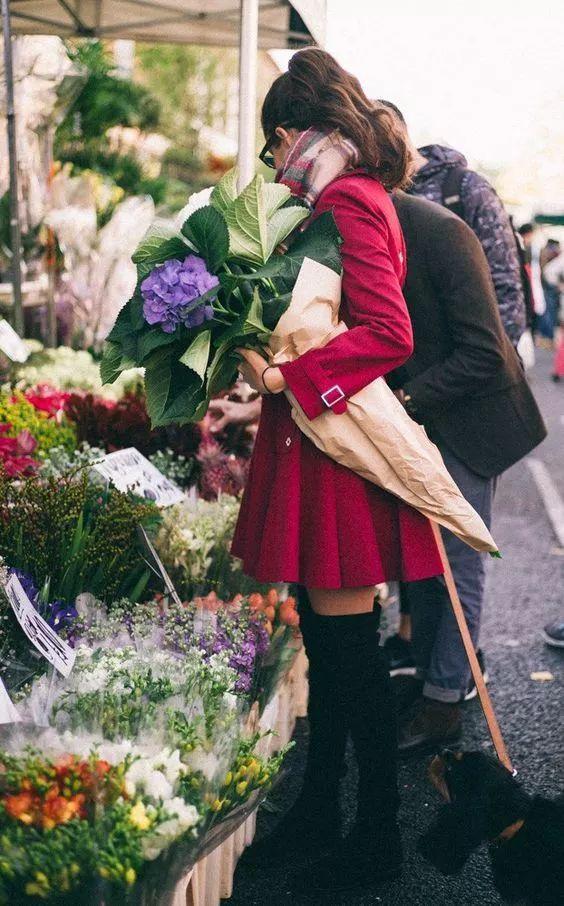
196, 436, 249, 500
0, 425, 38, 477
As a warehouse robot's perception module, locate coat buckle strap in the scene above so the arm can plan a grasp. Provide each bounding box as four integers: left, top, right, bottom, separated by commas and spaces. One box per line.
321, 385, 345, 408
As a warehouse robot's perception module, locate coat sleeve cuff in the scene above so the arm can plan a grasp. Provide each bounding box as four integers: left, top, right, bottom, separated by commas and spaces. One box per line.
279, 356, 348, 420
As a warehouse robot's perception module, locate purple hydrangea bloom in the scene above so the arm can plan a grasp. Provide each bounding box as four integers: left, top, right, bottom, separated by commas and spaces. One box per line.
141, 255, 219, 334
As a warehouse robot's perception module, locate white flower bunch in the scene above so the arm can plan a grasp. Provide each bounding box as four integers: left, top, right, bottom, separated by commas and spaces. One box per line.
125, 747, 185, 802
156, 496, 241, 588
10, 345, 142, 398
142, 797, 201, 861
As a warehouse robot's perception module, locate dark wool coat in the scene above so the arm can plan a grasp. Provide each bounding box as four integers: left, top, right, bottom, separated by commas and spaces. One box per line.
390, 191, 546, 479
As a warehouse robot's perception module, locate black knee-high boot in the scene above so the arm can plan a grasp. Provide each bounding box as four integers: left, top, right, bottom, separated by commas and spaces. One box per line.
247, 590, 345, 863
295, 608, 403, 893
297, 588, 348, 793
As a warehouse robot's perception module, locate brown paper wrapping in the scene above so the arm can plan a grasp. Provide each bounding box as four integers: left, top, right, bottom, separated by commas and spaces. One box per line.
268, 258, 498, 554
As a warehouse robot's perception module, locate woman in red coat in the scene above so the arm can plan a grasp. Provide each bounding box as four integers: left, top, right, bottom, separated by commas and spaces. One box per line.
232, 49, 442, 893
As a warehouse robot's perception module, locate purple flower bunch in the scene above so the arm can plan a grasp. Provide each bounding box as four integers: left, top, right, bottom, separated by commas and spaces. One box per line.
193, 610, 270, 695
9, 569, 78, 643
141, 254, 219, 334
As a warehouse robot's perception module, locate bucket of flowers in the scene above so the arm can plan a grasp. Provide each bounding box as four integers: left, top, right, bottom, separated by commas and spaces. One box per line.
0, 595, 291, 905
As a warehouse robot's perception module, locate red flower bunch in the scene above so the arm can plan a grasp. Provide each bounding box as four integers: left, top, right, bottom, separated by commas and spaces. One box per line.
64, 390, 202, 458
24, 385, 70, 420
2, 755, 119, 831
0, 425, 38, 477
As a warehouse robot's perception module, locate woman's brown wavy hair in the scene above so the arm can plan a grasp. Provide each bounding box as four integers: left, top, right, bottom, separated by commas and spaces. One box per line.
261, 48, 412, 190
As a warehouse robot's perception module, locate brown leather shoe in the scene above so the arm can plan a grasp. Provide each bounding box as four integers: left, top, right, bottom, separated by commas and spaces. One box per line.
398, 697, 462, 757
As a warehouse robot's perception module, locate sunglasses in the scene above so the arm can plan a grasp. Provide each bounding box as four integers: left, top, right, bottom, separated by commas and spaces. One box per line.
258, 123, 293, 169
259, 134, 277, 169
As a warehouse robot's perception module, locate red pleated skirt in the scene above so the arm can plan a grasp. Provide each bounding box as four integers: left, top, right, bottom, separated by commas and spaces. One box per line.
231, 394, 443, 589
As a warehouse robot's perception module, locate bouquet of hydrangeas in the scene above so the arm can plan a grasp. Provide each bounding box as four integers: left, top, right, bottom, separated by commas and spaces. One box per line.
100, 169, 341, 427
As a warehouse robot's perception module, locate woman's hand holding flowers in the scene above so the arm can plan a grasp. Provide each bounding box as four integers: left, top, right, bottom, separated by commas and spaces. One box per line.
236, 348, 286, 395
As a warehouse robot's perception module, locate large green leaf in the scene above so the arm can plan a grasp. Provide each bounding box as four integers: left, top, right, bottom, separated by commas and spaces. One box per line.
266, 205, 309, 258
261, 292, 292, 330
210, 168, 238, 213
144, 346, 173, 425
179, 329, 211, 380
159, 382, 206, 425
242, 288, 268, 338
132, 222, 189, 280
206, 336, 241, 398
130, 293, 146, 331
263, 182, 292, 218
100, 341, 124, 385
224, 174, 268, 265
254, 211, 343, 285
137, 327, 176, 362
106, 300, 134, 343
181, 205, 229, 273
216, 212, 342, 292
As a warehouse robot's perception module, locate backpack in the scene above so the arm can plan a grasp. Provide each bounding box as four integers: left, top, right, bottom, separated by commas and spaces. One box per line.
441, 167, 534, 327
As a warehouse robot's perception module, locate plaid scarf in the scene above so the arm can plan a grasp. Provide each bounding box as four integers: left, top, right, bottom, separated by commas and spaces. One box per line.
277, 127, 360, 209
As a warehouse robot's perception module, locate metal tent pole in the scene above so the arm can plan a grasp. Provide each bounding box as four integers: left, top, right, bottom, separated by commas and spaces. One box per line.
237, 0, 259, 191
1, 0, 24, 335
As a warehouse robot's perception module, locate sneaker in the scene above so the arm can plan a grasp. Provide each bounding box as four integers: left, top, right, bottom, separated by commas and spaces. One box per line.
383, 633, 416, 676
461, 648, 489, 702
543, 621, 564, 648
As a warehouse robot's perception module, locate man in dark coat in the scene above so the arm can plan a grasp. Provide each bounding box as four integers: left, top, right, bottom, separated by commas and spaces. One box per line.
389, 191, 546, 753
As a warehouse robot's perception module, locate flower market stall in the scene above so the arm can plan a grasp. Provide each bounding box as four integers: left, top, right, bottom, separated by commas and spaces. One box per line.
0, 293, 309, 904
0, 3, 329, 903
0, 438, 307, 904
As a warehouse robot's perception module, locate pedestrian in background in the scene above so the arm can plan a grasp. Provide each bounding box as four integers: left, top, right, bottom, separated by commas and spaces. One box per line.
538, 239, 562, 346
379, 101, 530, 672
380, 103, 527, 349
386, 185, 546, 753
541, 245, 564, 380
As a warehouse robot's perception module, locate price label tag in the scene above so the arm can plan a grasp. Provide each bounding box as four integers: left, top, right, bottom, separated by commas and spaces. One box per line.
5, 574, 75, 677
0, 677, 21, 724
93, 448, 185, 507
0, 319, 29, 362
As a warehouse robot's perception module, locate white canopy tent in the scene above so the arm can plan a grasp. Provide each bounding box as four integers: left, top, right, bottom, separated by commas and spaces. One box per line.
1, 0, 327, 335
7, 1, 326, 48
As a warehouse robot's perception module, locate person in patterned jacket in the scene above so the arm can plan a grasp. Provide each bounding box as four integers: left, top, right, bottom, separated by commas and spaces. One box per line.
379, 103, 527, 348
409, 145, 527, 347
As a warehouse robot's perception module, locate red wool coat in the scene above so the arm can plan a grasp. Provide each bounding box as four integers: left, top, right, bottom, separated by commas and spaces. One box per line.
231, 172, 443, 589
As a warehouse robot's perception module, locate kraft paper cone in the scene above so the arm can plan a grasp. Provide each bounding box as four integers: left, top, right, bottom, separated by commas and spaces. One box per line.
268, 257, 498, 554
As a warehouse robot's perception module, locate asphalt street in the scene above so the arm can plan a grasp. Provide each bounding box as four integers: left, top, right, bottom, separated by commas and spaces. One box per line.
229, 348, 564, 906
